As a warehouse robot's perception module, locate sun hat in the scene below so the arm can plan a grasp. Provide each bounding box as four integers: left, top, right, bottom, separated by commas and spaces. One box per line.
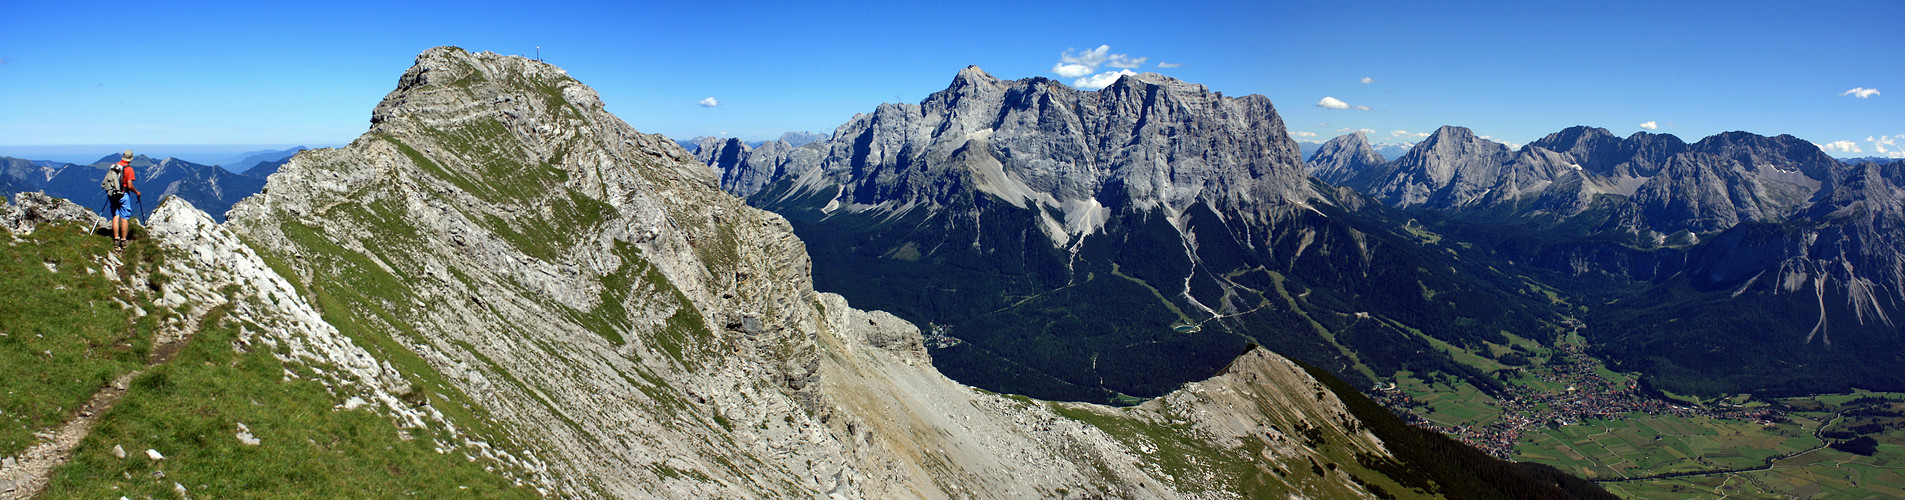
121, 150, 134, 162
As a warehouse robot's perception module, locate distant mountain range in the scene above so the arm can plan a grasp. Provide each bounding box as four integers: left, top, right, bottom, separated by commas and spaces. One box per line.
218, 146, 307, 174
1298, 139, 1411, 163
1, 152, 272, 222
1306, 125, 1905, 395
699, 68, 1905, 402
1837, 156, 1904, 166
694, 67, 1570, 405
677, 131, 831, 156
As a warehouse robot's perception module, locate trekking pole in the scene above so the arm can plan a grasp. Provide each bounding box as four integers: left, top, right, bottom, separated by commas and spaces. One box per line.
137, 194, 147, 224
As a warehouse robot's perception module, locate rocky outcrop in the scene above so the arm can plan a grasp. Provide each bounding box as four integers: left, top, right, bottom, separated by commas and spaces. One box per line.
207, 46, 1497, 498
0, 191, 103, 235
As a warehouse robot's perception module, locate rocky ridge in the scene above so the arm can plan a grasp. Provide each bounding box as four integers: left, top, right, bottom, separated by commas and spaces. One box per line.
1309, 125, 1833, 236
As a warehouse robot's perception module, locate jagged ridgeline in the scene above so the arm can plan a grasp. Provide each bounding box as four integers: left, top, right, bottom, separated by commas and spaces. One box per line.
1308, 125, 1905, 396
705, 67, 1567, 404
0, 46, 1607, 498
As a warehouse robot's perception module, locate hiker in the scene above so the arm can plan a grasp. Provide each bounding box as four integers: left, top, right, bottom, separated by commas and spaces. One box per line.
103, 150, 141, 249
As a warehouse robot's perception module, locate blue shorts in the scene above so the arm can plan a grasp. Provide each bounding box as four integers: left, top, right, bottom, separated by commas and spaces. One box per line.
109, 194, 134, 220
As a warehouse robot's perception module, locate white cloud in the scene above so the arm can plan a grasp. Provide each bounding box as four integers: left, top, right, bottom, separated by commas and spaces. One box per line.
1061, 45, 1111, 67
1316, 97, 1351, 109
1105, 54, 1148, 68
698, 97, 720, 108
1639, 121, 1659, 130
1157, 62, 1182, 68
1842, 87, 1881, 98
1052, 63, 1093, 78
1354, 105, 1371, 111
1054, 45, 1161, 87
1871, 134, 1900, 154
1817, 140, 1863, 154
1390, 130, 1410, 136
1073, 69, 1137, 90
1337, 127, 1375, 134
1360, 77, 1374, 84
1292, 131, 1318, 138
1873, 134, 1905, 158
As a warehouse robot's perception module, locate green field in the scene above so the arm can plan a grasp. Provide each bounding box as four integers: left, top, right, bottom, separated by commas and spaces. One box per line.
1393, 371, 1499, 428
1374, 317, 1905, 499
1597, 442, 1905, 499
1510, 392, 1905, 499
1514, 414, 1821, 480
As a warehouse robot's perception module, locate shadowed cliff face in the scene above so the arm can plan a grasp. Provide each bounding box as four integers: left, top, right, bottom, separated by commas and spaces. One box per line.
183, 46, 1586, 498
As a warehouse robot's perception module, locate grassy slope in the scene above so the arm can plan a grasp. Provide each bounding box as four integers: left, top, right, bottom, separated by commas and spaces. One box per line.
0, 219, 535, 497
0, 222, 153, 457
45, 303, 530, 498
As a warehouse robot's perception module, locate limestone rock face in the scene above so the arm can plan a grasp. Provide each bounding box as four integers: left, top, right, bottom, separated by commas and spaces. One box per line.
693, 136, 826, 199
204, 47, 1442, 498
701, 65, 1316, 245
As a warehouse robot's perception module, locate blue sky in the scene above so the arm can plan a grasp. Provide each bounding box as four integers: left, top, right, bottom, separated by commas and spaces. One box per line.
2, 0, 1899, 160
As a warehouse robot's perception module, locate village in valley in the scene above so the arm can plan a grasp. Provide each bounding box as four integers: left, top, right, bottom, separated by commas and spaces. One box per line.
1361, 321, 1905, 497
1370, 336, 1783, 460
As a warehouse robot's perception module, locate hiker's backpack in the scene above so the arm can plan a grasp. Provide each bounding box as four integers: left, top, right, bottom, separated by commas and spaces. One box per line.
101, 163, 125, 196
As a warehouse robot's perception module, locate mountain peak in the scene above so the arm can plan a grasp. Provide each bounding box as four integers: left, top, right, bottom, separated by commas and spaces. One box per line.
1430, 125, 1479, 142
371, 46, 604, 128
949, 65, 1002, 88
1307, 131, 1386, 185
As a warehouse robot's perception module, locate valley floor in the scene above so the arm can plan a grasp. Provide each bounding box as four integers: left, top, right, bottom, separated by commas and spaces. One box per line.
1371, 325, 1905, 499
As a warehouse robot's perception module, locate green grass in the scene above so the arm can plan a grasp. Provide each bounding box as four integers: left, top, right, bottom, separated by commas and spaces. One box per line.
0, 221, 157, 457
1392, 371, 1498, 428
1515, 412, 1830, 480
43, 304, 533, 498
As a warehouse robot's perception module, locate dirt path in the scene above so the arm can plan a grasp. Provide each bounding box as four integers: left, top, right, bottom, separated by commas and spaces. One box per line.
1, 243, 192, 499
0, 372, 138, 499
